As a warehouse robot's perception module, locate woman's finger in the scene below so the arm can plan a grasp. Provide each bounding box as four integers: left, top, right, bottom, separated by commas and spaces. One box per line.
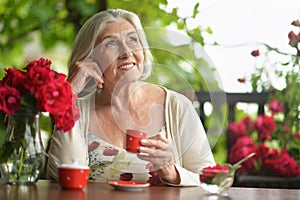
148, 134, 169, 144
137, 149, 173, 169
85, 62, 104, 86
71, 60, 104, 93
139, 146, 165, 157
141, 134, 168, 149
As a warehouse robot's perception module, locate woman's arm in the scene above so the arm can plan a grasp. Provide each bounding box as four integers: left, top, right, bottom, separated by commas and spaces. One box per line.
164, 90, 215, 186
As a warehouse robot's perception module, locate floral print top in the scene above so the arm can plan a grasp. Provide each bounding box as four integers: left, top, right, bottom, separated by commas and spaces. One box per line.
88, 132, 152, 183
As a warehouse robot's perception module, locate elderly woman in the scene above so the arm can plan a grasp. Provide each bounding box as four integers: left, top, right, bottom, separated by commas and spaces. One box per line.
47, 8, 215, 186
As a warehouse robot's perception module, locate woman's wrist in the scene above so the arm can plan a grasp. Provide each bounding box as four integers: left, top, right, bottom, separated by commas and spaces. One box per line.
157, 164, 180, 185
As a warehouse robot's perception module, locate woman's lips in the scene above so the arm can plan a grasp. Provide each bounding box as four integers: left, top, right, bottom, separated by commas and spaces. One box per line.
118, 63, 136, 70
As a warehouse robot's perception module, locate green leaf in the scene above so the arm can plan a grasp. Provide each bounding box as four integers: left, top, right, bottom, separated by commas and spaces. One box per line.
0, 140, 22, 163
192, 3, 199, 18
205, 27, 213, 34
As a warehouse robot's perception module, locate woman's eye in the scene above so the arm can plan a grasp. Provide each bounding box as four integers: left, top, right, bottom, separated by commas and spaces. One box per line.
105, 41, 117, 48
128, 36, 138, 43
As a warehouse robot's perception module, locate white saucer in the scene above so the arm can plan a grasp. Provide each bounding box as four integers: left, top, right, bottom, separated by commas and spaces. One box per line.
108, 181, 150, 191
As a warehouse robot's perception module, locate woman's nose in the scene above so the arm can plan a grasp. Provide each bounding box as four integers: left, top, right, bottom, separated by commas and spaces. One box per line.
118, 43, 132, 59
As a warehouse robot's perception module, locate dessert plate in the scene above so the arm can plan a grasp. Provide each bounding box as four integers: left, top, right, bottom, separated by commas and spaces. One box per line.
108, 181, 150, 191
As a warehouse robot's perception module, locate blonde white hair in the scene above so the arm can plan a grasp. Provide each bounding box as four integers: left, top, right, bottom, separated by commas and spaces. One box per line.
68, 9, 153, 80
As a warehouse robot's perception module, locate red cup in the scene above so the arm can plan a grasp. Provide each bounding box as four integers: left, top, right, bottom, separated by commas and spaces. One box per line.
58, 161, 90, 190
125, 129, 147, 153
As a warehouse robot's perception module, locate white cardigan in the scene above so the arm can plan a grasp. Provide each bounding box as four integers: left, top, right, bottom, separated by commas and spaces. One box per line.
47, 87, 215, 186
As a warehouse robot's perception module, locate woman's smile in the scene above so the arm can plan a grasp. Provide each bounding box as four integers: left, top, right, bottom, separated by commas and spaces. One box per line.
117, 62, 136, 70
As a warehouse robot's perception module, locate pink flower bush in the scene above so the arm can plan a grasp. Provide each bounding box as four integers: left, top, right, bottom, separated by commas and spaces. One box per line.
228, 136, 256, 173
228, 113, 300, 177
231, 19, 300, 177
254, 115, 276, 141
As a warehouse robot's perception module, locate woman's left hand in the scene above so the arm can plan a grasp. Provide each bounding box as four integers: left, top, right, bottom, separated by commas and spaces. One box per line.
137, 134, 180, 184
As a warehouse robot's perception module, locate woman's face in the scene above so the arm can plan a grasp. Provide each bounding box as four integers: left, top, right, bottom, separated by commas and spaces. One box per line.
92, 19, 145, 86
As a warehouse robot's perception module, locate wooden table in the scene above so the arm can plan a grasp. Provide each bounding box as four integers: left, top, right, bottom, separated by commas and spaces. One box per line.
1, 180, 300, 200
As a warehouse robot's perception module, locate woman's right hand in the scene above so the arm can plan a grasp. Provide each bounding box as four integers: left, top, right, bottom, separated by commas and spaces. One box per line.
68, 60, 104, 94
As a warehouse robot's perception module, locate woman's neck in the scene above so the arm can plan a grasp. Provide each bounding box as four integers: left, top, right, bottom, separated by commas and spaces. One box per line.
94, 81, 166, 135
95, 81, 147, 107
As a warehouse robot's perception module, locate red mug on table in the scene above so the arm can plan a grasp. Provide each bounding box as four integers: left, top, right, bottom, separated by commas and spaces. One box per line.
125, 130, 147, 153
58, 160, 90, 190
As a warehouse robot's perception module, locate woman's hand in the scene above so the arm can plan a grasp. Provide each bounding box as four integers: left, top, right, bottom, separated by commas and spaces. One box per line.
68, 60, 104, 94
137, 134, 180, 184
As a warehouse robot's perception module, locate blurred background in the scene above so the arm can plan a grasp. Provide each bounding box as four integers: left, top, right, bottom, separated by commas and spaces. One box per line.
0, 0, 299, 163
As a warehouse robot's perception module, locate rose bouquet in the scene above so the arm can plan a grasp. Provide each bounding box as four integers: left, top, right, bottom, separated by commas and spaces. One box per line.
229, 19, 300, 177
0, 58, 79, 132
0, 58, 80, 164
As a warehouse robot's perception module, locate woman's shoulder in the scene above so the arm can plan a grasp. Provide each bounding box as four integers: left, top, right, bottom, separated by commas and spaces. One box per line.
144, 83, 182, 98
143, 82, 193, 106
141, 83, 166, 104
163, 87, 193, 105
143, 82, 165, 94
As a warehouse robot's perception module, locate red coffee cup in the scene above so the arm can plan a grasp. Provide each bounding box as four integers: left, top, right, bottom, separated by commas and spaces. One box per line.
58, 160, 90, 190
125, 129, 147, 153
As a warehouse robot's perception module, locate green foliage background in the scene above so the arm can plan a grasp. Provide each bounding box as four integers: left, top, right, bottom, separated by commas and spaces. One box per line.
0, 0, 218, 86
0, 0, 227, 163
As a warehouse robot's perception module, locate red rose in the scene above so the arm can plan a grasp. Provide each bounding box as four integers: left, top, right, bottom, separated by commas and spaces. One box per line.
265, 148, 280, 160
283, 123, 290, 135
242, 116, 255, 131
52, 71, 67, 81
251, 49, 260, 57
35, 80, 72, 113
293, 133, 300, 140
0, 86, 21, 115
237, 78, 246, 83
268, 99, 284, 114
1, 68, 27, 95
34, 75, 80, 132
26, 66, 54, 93
52, 104, 79, 132
288, 31, 299, 48
256, 143, 271, 160
228, 136, 256, 172
25, 58, 51, 71
228, 116, 255, 144
263, 149, 300, 177
227, 121, 248, 144
254, 115, 276, 141
35, 78, 77, 131
291, 20, 300, 27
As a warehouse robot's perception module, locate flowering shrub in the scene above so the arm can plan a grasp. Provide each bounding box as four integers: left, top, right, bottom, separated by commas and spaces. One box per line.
228, 113, 300, 177
0, 58, 80, 132
230, 19, 300, 177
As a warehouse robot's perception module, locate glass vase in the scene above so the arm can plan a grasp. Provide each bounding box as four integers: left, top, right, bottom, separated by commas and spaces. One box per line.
0, 109, 46, 184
